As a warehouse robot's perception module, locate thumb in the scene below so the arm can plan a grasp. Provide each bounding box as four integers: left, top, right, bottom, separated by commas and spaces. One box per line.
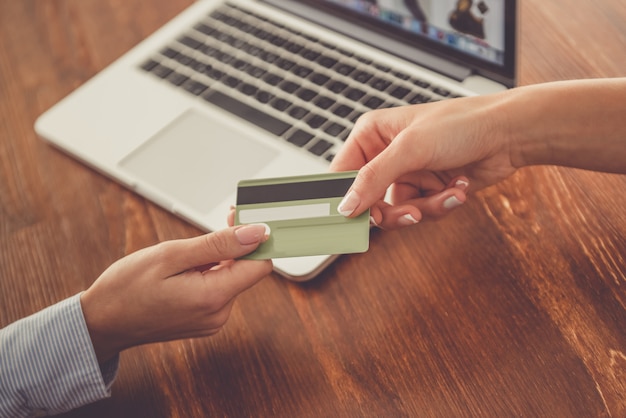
157, 224, 270, 277
337, 143, 414, 218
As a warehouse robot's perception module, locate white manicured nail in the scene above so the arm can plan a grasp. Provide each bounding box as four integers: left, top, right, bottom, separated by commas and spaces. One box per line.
443, 196, 463, 210
337, 190, 360, 217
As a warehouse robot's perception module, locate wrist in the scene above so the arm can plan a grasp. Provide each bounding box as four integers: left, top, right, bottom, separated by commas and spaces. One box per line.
504, 85, 550, 170
506, 78, 626, 173
80, 290, 126, 364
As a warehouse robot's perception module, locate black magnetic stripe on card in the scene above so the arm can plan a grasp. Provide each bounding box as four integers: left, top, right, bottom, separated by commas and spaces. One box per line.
237, 177, 354, 205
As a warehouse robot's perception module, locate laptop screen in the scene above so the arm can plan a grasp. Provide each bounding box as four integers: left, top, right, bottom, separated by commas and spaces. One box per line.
272, 0, 517, 87
321, 0, 507, 67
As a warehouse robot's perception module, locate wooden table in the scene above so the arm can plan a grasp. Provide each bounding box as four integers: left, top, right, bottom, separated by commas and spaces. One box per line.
2, 1, 625, 416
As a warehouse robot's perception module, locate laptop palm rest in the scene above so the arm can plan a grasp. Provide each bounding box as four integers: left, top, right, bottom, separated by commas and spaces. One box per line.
119, 110, 278, 213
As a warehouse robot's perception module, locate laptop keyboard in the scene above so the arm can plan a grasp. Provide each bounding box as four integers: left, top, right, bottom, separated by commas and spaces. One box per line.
140, 2, 465, 162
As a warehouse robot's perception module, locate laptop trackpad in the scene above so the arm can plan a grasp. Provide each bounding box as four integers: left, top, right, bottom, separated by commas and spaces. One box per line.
119, 110, 278, 212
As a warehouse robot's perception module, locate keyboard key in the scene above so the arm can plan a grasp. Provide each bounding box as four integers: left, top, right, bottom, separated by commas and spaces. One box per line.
352, 70, 373, 83
332, 104, 353, 118
306, 114, 327, 129
369, 77, 392, 91
238, 82, 258, 96
271, 98, 291, 111
289, 106, 308, 120
355, 55, 372, 65
431, 87, 451, 97
255, 90, 274, 104
174, 53, 193, 65
188, 59, 210, 73
308, 139, 333, 156
182, 80, 208, 96
314, 96, 335, 110
287, 130, 314, 147
151, 64, 174, 79
231, 59, 248, 70
203, 90, 291, 136
363, 96, 385, 109
269, 34, 287, 47
284, 41, 303, 54
393, 70, 410, 80
259, 50, 279, 64
412, 78, 430, 88
198, 45, 220, 58
300, 48, 320, 61
140, 59, 159, 72
296, 88, 317, 102
324, 122, 346, 136
309, 72, 330, 86
178, 35, 202, 49
351, 112, 364, 123
206, 68, 224, 80
390, 86, 411, 99
276, 58, 296, 70
263, 73, 283, 86
345, 88, 366, 101
327, 81, 348, 93
167, 72, 189, 86
335, 46, 352, 56
222, 76, 241, 88
407, 93, 432, 104
280, 81, 299, 93
213, 50, 234, 65
317, 55, 338, 68
292, 65, 313, 78
374, 63, 391, 72
160, 47, 179, 59
244, 65, 266, 78
334, 63, 355, 76
194, 23, 215, 36
242, 43, 262, 57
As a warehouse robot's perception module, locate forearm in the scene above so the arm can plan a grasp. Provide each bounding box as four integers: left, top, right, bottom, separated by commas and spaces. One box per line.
507, 78, 626, 173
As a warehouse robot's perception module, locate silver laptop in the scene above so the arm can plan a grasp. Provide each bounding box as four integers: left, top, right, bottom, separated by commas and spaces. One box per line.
35, 0, 517, 281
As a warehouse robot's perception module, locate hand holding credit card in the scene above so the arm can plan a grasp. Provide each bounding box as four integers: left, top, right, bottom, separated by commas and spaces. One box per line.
235, 171, 370, 259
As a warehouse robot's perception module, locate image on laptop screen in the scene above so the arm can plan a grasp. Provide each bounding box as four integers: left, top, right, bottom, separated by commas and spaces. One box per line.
323, 0, 506, 65
296, 0, 515, 86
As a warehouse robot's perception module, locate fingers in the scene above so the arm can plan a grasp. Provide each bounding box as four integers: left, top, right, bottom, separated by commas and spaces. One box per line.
227, 205, 236, 227
204, 257, 274, 303
370, 177, 469, 230
156, 224, 270, 277
337, 126, 430, 218
337, 153, 403, 218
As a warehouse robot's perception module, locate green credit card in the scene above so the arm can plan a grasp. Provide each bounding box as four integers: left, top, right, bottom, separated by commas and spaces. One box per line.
235, 171, 370, 259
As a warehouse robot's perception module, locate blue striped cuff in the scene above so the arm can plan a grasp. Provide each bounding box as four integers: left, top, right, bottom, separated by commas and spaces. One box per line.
0, 293, 120, 417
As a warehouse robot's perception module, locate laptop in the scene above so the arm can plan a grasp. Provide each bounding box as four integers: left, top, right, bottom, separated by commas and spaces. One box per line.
35, 0, 517, 281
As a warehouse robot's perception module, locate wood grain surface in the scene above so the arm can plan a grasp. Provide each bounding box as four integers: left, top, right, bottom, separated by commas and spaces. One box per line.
1, 1, 625, 417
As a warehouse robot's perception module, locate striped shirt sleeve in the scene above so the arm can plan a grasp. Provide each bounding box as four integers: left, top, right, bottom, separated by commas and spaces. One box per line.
0, 293, 120, 417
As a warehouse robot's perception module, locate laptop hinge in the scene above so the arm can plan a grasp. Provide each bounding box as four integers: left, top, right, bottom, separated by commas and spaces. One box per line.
260, 0, 472, 82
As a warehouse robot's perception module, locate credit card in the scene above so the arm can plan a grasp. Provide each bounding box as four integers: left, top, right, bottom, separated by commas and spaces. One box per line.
235, 171, 370, 259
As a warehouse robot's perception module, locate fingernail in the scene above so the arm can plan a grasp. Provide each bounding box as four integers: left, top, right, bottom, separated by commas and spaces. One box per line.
398, 213, 419, 226
235, 224, 271, 245
337, 190, 360, 217
443, 196, 463, 210
369, 216, 378, 227
455, 179, 469, 190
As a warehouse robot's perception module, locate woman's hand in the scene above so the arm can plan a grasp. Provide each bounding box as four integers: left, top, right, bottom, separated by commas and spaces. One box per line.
330, 93, 516, 229
81, 224, 272, 363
